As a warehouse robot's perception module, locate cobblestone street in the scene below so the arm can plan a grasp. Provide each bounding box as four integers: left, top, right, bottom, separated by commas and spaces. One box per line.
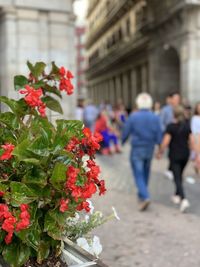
93, 145, 200, 267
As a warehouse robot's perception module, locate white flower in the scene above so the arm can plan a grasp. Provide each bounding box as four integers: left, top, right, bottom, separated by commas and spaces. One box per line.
87, 200, 94, 214
85, 215, 90, 223
112, 207, 120, 221
76, 238, 91, 254
66, 213, 80, 226
91, 236, 102, 257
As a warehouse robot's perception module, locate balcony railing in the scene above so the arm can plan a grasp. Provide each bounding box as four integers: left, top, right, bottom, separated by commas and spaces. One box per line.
86, 0, 135, 49
86, 34, 149, 79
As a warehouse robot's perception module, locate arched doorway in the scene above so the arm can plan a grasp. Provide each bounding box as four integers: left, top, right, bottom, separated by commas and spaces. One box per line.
157, 46, 180, 103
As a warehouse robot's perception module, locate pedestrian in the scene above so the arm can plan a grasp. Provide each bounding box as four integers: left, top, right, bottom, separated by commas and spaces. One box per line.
95, 110, 121, 155
153, 101, 161, 115
75, 99, 84, 120
83, 99, 99, 132
122, 93, 162, 211
157, 105, 194, 212
113, 102, 128, 133
160, 92, 181, 180
191, 102, 200, 174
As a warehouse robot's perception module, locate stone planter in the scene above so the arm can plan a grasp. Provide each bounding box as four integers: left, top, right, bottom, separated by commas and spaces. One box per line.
62, 238, 108, 267
0, 239, 108, 267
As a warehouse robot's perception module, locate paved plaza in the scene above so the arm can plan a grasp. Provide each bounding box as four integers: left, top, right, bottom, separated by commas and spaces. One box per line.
93, 145, 200, 267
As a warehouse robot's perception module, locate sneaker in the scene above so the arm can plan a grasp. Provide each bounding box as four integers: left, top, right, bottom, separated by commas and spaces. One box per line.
171, 195, 181, 205
138, 200, 151, 211
180, 199, 190, 213
164, 170, 174, 180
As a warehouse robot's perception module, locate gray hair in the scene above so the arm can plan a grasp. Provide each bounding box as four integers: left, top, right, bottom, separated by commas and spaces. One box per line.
136, 93, 153, 109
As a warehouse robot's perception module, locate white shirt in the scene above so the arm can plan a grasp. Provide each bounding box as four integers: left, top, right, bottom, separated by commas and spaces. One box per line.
191, 115, 200, 134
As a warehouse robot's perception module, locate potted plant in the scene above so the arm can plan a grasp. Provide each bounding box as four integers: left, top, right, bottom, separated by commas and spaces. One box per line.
0, 62, 107, 267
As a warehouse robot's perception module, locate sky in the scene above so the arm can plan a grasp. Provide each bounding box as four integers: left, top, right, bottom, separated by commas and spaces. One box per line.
73, 0, 88, 25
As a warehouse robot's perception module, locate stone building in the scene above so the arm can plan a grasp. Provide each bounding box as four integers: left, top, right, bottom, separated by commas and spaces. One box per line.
76, 26, 87, 99
86, 0, 200, 109
0, 0, 76, 119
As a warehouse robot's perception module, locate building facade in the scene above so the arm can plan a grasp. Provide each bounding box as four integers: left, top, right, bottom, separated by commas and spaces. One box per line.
76, 26, 87, 99
86, 0, 200, 109
0, 0, 76, 119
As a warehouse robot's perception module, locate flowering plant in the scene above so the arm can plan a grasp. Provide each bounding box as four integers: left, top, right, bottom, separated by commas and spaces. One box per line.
0, 62, 106, 267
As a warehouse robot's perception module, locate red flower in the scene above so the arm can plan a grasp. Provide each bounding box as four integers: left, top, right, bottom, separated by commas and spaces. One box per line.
19, 85, 46, 117
98, 180, 106, 196
66, 137, 80, 152
67, 70, 74, 79
76, 201, 90, 213
82, 128, 91, 138
0, 143, 15, 160
59, 198, 69, 213
15, 204, 30, 232
4, 231, 13, 245
59, 67, 74, 95
2, 215, 16, 232
87, 160, 100, 181
20, 204, 29, 212
59, 78, 74, 95
71, 187, 82, 200
0, 204, 9, 220
59, 66, 66, 77
81, 182, 97, 199
0, 191, 4, 197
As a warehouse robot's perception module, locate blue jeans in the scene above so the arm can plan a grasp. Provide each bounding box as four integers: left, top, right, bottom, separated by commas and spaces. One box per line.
130, 147, 153, 200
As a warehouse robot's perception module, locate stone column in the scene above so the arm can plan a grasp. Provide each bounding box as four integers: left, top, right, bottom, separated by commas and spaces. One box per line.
180, 36, 200, 104
48, 11, 76, 120
0, 7, 18, 103
115, 76, 122, 102
109, 78, 115, 105
122, 73, 129, 107
142, 64, 147, 92
0, 1, 76, 120
131, 69, 137, 105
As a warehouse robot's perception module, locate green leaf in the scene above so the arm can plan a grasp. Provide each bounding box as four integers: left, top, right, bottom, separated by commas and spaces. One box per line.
56, 120, 83, 134
50, 61, 60, 76
0, 97, 31, 117
0, 96, 20, 113
12, 139, 40, 164
0, 112, 20, 129
3, 242, 30, 267
37, 241, 50, 264
43, 84, 62, 98
28, 135, 49, 157
0, 183, 9, 193
32, 80, 45, 89
42, 95, 63, 114
22, 168, 47, 188
14, 75, 28, 91
10, 182, 39, 206
44, 209, 68, 240
27, 61, 46, 78
50, 162, 67, 189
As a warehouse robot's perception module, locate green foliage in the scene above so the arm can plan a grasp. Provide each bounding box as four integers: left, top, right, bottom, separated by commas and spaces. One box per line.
0, 61, 104, 267
3, 242, 31, 267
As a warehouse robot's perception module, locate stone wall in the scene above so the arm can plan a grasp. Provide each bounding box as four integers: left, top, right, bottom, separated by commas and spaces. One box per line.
0, 0, 76, 120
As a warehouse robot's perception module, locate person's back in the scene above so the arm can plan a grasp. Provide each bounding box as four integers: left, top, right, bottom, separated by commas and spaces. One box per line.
122, 93, 162, 211
167, 120, 191, 161
122, 109, 162, 153
160, 104, 173, 132
83, 104, 98, 130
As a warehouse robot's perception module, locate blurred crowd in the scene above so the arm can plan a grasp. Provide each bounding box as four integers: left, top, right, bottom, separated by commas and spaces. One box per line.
75, 98, 127, 155
75, 92, 200, 213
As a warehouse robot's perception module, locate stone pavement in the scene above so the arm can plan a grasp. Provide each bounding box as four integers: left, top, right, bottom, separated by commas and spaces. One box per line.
93, 144, 200, 267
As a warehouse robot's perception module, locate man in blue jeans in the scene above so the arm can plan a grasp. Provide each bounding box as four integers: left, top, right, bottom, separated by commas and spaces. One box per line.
122, 93, 162, 211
